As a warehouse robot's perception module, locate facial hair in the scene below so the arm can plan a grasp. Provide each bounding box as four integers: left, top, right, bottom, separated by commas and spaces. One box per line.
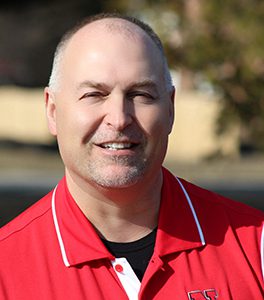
80, 129, 148, 188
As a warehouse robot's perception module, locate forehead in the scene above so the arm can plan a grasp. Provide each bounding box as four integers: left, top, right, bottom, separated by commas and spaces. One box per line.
60, 18, 164, 88
70, 18, 158, 49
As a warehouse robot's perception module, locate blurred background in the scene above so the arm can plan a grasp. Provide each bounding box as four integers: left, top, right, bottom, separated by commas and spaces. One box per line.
0, 0, 264, 226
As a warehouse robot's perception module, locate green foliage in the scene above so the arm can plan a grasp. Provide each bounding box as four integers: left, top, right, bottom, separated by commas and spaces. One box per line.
179, 1, 264, 151
112, 0, 264, 152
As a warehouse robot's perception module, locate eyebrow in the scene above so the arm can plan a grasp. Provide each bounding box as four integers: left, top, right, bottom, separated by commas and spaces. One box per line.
127, 80, 159, 93
76, 79, 159, 94
76, 80, 110, 92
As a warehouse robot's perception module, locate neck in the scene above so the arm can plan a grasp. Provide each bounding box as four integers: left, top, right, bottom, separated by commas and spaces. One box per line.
65, 169, 163, 242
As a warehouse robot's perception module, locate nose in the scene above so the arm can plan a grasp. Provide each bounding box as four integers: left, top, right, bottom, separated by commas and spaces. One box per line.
103, 94, 133, 130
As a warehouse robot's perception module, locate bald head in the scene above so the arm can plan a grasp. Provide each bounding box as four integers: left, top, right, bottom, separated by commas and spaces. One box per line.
48, 13, 173, 92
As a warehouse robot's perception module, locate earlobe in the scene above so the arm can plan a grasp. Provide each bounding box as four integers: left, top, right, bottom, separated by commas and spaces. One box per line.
44, 87, 57, 136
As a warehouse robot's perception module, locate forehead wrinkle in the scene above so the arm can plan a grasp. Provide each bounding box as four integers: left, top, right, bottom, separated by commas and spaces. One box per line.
127, 79, 158, 87
76, 79, 160, 94
77, 80, 111, 92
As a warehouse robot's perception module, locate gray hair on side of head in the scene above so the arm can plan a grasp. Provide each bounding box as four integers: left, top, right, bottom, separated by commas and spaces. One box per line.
48, 12, 173, 93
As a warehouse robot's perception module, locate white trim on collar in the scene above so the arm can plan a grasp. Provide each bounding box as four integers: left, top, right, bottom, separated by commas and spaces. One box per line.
51, 186, 71, 267
176, 177, 206, 246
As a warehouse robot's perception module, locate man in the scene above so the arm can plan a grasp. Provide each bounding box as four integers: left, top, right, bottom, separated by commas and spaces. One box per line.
0, 13, 263, 300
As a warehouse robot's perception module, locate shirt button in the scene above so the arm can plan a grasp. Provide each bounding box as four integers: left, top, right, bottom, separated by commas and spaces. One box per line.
115, 264, 123, 273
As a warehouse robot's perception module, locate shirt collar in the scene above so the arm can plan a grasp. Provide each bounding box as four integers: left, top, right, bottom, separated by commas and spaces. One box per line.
52, 169, 206, 267
52, 177, 114, 267
154, 168, 206, 257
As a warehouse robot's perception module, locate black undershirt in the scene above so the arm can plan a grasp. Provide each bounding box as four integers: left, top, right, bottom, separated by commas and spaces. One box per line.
102, 228, 157, 282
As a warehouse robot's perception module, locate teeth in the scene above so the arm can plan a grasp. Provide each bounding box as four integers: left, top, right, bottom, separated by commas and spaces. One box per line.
101, 143, 132, 150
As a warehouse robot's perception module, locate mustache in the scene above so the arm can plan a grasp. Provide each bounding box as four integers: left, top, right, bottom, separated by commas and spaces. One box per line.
87, 129, 145, 145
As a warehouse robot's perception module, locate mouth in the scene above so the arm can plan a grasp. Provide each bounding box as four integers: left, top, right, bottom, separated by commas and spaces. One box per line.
97, 142, 138, 151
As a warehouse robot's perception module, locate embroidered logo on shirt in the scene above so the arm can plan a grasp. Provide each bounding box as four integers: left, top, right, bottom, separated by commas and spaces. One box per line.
188, 289, 218, 300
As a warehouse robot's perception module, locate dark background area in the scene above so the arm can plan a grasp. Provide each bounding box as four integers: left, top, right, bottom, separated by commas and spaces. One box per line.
1, 180, 263, 227
0, 0, 105, 86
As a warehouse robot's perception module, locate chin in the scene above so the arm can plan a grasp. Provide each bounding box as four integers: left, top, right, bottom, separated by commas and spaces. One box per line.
89, 165, 145, 188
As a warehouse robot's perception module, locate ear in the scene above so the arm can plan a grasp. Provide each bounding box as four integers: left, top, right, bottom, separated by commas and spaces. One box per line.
168, 86, 175, 134
44, 87, 57, 136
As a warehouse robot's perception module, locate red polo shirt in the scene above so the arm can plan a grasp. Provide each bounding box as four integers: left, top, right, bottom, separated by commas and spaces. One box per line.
0, 168, 263, 299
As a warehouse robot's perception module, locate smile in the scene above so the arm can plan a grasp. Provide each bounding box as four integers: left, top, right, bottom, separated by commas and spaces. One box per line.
99, 142, 136, 150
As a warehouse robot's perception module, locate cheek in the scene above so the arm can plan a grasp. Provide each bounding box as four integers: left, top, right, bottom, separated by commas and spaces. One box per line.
55, 105, 100, 140
56, 108, 78, 138
135, 107, 171, 138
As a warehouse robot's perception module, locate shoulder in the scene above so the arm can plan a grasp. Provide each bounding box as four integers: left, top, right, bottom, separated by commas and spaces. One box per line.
176, 176, 264, 253
162, 167, 264, 230
179, 177, 264, 222
0, 190, 53, 243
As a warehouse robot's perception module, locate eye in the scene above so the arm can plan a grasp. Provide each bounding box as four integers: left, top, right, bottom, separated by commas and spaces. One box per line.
127, 91, 156, 104
79, 91, 107, 101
